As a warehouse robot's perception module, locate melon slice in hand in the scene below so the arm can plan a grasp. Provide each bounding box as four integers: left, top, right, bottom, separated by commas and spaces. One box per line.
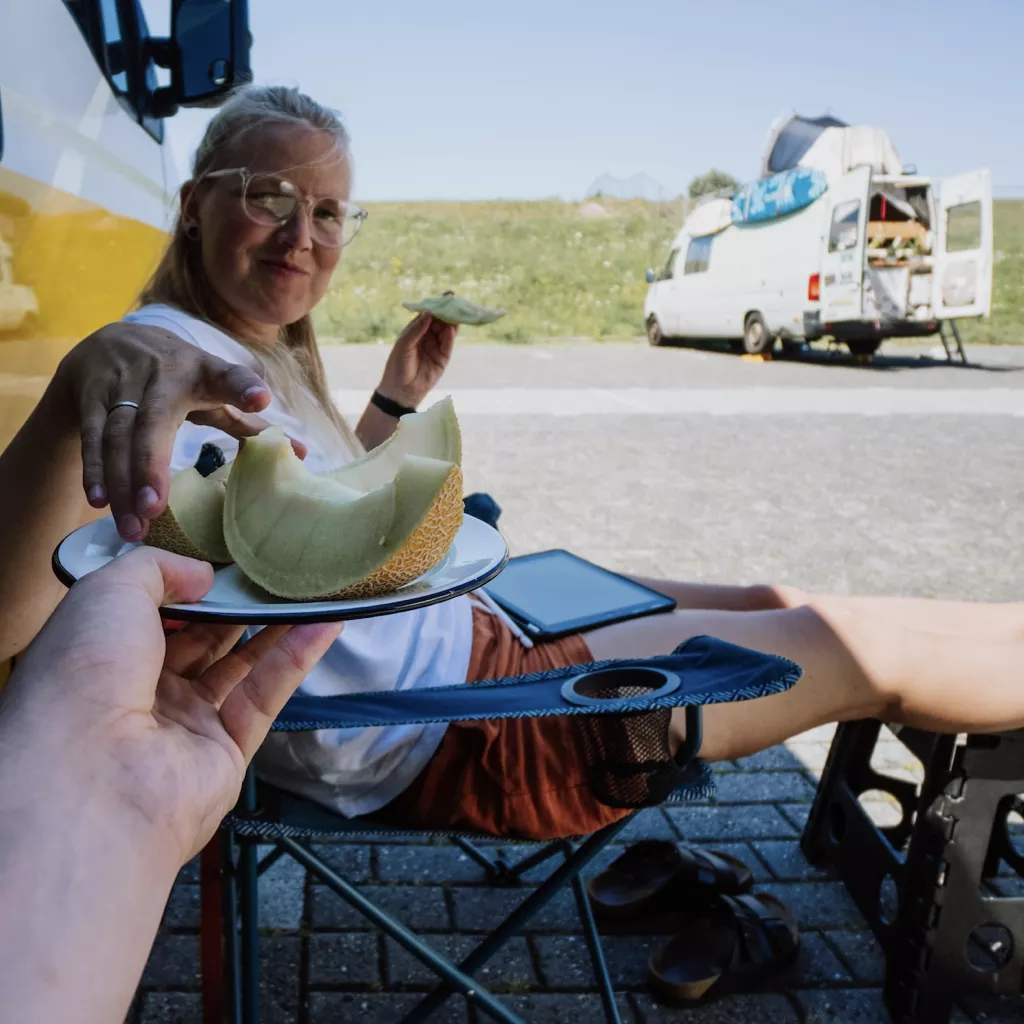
145, 463, 233, 563
402, 293, 506, 325
223, 426, 463, 600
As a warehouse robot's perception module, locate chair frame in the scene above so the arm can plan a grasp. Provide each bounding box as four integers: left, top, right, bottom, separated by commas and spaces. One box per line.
196, 638, 798, 1023
202, 707, 703, 1024
203, 775, 656, 1024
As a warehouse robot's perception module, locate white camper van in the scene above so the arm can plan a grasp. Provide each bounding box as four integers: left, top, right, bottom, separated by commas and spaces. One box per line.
644, 115, 993, 356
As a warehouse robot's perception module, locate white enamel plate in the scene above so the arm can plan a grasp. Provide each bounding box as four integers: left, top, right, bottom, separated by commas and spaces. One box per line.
53, 515, 508, 624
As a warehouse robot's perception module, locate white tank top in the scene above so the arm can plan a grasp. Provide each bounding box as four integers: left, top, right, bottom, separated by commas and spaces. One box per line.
123, 304, 473, 817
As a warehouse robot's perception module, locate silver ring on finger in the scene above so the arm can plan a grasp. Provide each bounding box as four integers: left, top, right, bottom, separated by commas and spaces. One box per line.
107, 400, 140, 414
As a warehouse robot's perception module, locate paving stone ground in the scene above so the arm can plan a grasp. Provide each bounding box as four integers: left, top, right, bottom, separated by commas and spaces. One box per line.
133, 345, 1024, 1022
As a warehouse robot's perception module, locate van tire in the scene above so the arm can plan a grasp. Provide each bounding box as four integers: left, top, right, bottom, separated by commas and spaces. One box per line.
742, 313, 773, 355
646, 316, 665, 347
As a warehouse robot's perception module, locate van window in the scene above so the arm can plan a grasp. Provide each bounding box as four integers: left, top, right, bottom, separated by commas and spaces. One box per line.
62, 0, 163, 141
64, 0, 94, 37
97, 0, 130, 95
945, 201, 982, 252
829, 200, 860, 252
683, 236, 712, 274
662, 248, 679, 279
64, 0, 130, 97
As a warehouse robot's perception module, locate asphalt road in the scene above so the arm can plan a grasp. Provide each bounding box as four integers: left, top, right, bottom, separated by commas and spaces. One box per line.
323, 342, 1024, 601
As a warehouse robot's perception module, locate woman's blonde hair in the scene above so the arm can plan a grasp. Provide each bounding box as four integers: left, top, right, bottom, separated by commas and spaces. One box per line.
138, 84, 363, 458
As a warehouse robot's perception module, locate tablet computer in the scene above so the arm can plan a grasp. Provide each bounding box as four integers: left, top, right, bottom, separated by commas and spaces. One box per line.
481, 549, 676, 641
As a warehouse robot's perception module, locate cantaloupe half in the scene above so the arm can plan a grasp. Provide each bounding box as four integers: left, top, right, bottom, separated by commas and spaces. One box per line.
223, 401, 464, 600
145, 463, 232, 563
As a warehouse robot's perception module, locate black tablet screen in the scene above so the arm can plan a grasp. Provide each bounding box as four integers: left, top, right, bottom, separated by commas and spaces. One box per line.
482, 550, 675, 637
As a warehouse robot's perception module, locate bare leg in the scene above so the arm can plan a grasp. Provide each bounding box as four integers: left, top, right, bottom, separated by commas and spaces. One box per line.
583, 600, 1024, 763
631, 574, 1024, 642
626, 575, 792, 614
827, 595, 1024, 641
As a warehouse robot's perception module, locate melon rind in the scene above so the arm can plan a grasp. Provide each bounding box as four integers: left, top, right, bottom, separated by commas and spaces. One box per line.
144, 463, 232, 563
332, 464, 463, 599
146, 509, 210, 561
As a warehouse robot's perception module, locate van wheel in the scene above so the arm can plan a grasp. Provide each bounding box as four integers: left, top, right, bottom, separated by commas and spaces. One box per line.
847, 339, 881, 357
647, 316, 665, 347
742, 313, 773, 355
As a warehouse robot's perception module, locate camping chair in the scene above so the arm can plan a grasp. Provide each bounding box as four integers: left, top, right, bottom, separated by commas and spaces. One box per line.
197, 637, 800, 1024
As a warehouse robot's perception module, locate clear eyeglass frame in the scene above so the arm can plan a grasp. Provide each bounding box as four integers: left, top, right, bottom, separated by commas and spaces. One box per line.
201, 167, 368, 248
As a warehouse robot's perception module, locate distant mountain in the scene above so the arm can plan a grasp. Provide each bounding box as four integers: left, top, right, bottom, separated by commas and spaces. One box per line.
585, 172, 675, 202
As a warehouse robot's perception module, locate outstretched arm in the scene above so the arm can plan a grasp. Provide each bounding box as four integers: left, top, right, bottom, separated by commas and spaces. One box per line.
0, 321, 274, 662
0, 547, 341, 1024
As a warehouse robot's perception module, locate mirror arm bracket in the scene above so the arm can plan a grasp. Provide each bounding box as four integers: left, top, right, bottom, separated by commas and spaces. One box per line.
146, 36, 176, 70
142, 36, 179, 119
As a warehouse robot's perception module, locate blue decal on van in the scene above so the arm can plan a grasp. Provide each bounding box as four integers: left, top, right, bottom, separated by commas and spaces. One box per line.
731, 168, 828, 225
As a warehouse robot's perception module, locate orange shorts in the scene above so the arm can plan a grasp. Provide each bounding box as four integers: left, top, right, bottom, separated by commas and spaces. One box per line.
372, 606, 634, 840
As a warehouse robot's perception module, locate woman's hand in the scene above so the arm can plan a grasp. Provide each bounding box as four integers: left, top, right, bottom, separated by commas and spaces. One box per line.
54, 321, 285, 541
4, 546, 342, 864
376, 313, 458, 410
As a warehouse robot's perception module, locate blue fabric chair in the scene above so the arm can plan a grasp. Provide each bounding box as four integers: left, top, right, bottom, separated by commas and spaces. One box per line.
200, 637, 801, 1024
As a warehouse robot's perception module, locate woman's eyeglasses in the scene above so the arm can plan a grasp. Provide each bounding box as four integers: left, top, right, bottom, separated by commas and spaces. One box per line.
201, 168, 368, 248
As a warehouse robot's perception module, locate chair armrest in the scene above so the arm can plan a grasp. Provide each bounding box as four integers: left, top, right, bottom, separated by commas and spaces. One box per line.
234, 636, 798, 836
272, 634, 800, 744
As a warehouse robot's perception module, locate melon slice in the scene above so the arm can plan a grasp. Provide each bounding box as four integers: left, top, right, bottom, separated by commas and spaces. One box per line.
329, 396, 461, 492
223, 426, 463, 600
145, 463, 232, 563
402, 293, 506, 325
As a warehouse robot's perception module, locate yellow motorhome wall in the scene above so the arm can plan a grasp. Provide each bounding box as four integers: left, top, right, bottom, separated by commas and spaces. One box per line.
0, 1, 173, 454
0, 168, 167, 448
1, 169, 165, 450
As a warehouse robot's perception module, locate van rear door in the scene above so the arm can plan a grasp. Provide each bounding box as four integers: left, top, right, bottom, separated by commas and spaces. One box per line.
820, 166, 870, 323
934, 169, 993, 319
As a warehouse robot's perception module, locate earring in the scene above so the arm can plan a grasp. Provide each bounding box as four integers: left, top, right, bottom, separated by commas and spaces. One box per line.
184, 223, 200, 240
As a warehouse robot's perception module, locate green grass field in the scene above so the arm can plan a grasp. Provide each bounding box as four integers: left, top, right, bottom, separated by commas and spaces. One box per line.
314, 198, 1023, 345
959, 199, 1023, 345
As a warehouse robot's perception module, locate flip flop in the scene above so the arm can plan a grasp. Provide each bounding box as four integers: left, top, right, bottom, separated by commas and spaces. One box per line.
648, 893, 799, 1007
587, 840, 754, 922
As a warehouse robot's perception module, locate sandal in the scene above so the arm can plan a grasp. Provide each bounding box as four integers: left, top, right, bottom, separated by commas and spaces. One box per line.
648, 892, 799, 1006
588, 840, 754, 922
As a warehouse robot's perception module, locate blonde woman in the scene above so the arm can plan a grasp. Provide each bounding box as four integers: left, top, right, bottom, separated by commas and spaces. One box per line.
3, 85, 1024, 845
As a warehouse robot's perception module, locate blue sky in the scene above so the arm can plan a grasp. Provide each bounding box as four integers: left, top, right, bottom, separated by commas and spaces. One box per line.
150, 0, 1024, 201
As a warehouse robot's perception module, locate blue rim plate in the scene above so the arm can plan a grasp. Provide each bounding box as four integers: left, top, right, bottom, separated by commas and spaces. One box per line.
52, 515, 508, 624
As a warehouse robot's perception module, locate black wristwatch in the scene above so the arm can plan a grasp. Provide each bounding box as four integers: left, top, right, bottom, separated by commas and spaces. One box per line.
371, 390, 417, 418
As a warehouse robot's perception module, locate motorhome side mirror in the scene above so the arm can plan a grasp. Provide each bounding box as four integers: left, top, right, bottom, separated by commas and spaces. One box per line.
152, 0, 252, 116
645, 268, 656, 284
174, 0, 252, 105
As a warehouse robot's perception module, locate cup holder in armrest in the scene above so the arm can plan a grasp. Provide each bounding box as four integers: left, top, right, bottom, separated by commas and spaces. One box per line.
560, 666, 680, 709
